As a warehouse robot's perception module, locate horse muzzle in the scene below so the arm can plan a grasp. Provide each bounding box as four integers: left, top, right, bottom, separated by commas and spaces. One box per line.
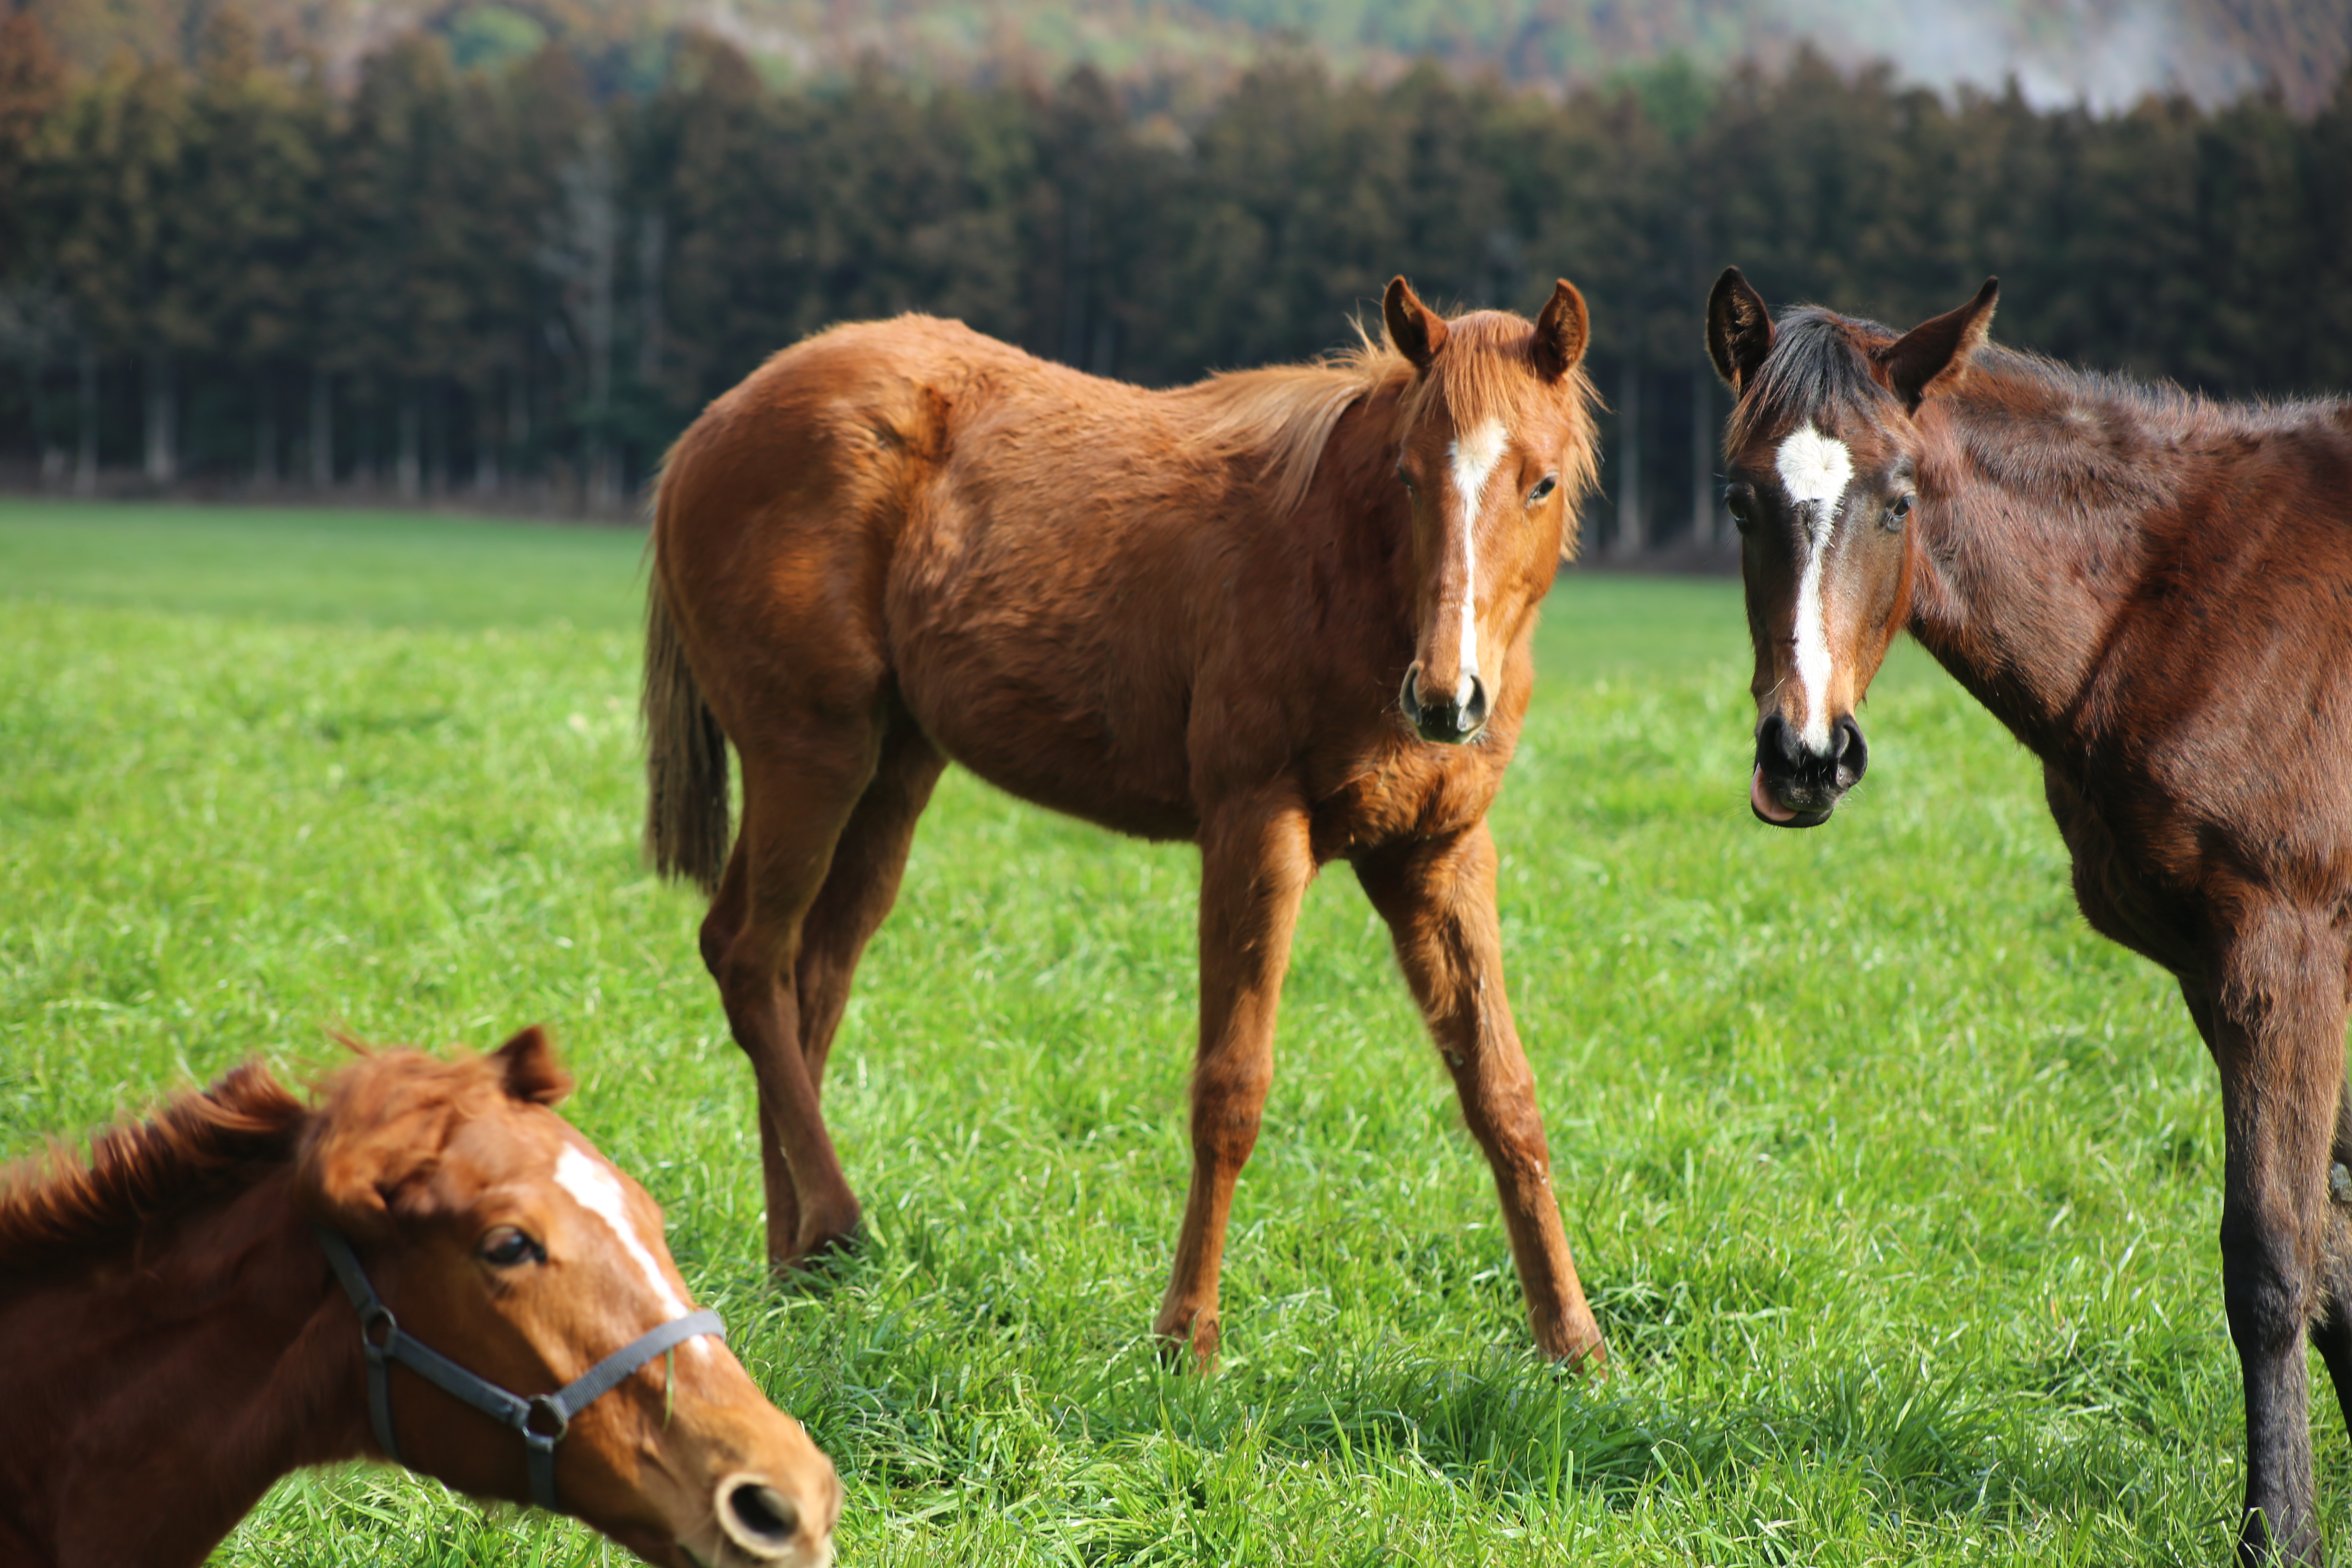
666, 1464, 838, 1568
1751, 711, 1866, 828
1401, 661, 1490, 744
712, 1468, 837, 1566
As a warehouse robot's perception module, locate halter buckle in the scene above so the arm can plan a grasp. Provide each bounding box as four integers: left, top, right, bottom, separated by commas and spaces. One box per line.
523, 1393, 570, 1445
359, 1303, 399, 1360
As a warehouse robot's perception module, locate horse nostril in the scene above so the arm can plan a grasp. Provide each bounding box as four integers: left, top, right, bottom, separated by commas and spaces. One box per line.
1833, 716, 1868, 783
1459, 673, 1489, 733
725, 1481, 800, 1545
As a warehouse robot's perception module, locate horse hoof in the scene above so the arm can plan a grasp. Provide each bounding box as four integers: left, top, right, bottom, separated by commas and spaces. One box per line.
770, 1222, 866, 1288
1151, 1311, 1219, 1372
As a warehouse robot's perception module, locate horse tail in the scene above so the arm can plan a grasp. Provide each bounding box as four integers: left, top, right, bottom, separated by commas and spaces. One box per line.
641, 541, 732, 897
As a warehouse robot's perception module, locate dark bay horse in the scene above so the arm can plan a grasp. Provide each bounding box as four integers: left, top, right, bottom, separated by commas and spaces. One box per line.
0, 1028, 840, 1568
642, 278, 1608, 1367
1707, 267, 2352, 1563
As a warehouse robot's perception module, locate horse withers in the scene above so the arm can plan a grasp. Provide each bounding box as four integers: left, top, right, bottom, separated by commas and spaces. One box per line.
644, 277, 1608, 1367
0, 1028, 840, 1568
1707, 266, 2352, 1564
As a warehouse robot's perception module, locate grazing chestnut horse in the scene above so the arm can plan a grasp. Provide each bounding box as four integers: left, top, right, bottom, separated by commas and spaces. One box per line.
1707, 267, 2352, 1564
0, 1028, 840, 1568
643, 277, 1608, 1367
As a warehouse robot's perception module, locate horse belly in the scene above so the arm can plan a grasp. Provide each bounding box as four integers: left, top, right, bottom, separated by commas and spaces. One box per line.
893, 614, 1201, 842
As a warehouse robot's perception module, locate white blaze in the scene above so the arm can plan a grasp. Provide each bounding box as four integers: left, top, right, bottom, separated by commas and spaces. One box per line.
555, 1142, 708, 1360
1773, 424, 1854, 754
1447, 420, 1508, 708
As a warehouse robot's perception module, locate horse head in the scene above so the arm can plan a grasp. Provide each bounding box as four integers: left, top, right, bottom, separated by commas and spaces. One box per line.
299, 1027, 840, 1568
1383, 274, 1595, 745
1706, 266, 1998, 825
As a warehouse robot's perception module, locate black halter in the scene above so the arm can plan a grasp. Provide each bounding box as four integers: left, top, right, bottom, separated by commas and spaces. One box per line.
314, 1222, 727, 1510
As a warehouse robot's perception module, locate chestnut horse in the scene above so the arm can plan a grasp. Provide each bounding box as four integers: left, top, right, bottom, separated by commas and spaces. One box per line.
0, 1027, 840, 1568
1707, 267, 2352, 1564
642, 278, 1608, 1366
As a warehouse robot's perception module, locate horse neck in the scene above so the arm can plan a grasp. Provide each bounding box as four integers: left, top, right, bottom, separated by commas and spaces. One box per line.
1903, 362, 2196, 753
0, 1169, 363, 1566
1301, 385, 1428, 639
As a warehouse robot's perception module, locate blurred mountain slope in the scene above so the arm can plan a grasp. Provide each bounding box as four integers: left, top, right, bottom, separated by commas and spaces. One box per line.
20, 0, 2348, 112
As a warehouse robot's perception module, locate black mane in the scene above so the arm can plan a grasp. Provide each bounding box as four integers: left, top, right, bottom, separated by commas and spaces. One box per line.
1729, 307, 1895, 448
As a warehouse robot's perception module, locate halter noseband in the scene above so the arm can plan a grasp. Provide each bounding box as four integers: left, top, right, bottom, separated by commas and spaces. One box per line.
314, 1222, 726, 1510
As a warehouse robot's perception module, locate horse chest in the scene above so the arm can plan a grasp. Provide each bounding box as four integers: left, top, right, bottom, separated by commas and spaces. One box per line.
1305, 740, 1506, 858
2042, 764, 2205, 974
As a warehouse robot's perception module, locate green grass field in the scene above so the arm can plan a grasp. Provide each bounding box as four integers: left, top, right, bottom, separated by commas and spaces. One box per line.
0, 499, 2297, 1564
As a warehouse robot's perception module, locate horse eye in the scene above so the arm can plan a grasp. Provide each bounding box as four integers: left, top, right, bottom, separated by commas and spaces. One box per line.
1396, 467, 1416, 494
1724, 490, 1753, 531
1886, 492, 1915, 527
1526, 475, 1557, 505
479, 1227, 543, 1267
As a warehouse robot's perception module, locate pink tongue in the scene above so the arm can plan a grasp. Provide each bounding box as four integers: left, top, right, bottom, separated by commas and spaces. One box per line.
1751, 766, 1798, 823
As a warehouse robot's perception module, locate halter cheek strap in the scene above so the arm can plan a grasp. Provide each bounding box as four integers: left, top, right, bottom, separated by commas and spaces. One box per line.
314, 1222, 726, 1511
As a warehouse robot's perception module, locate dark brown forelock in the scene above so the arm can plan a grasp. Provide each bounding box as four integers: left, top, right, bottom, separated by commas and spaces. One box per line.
1726, 308, 1899, 455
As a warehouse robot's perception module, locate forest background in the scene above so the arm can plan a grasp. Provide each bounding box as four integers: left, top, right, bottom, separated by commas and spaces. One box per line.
0, 0, 2347, 555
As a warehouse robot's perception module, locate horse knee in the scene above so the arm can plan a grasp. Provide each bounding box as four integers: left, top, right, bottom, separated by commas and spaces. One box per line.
2221, 1209, 2317, 1351
702, 925, 800, 1035
697, 913, 735, 981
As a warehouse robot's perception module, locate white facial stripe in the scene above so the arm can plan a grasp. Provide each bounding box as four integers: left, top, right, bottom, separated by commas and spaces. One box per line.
1773, 425, 1855, 754
554, 1143, 708, 1358
1448, 420, 1507, 704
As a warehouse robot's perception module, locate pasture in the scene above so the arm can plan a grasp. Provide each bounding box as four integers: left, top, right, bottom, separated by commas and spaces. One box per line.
0, 499, 2305, 1563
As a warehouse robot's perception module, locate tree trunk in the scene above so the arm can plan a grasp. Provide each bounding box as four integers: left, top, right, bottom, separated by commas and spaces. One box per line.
1061, 187, 1090, 368
74, 341, 96, 497
1614, 358, 1642, 559
396, 382, 420, 501
29, 351, 60, 486
424, 384, 443, 497
1690, 370, 1715, 551
635, 212, 665, 385
143, 347, 175, 486
475, 370, 502, 496
253, 370, 277, 490
309, 364, 333, 490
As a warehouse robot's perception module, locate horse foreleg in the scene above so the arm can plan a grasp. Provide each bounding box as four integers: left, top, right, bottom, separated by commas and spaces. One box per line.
1152, 794, 1315, 1368
2188, 908, 2350, 1568
1355, 824, 1605, 1369
2311, 1079, 2352, 1444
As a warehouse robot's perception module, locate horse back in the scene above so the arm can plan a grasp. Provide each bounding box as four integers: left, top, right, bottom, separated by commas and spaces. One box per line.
653, 316, 1268, 837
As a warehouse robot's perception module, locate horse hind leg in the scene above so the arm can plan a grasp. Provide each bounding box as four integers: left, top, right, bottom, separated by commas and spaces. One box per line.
696, 848, 804, 1262
791, 717, 945, 1111
706, 728, 888, 1271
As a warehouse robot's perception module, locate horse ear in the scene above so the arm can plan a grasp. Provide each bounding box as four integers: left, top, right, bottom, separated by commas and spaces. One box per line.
1706, 267, 1774, 393
1383, 276, 1447, 372
1532, 279, 1588, 381
490, 1025, 571, 1107
1872, 278, 1998, 412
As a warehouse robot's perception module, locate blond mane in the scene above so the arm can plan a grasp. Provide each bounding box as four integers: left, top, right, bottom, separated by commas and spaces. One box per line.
1168, 309, 1601, 544
1171, 330, 1414, 516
